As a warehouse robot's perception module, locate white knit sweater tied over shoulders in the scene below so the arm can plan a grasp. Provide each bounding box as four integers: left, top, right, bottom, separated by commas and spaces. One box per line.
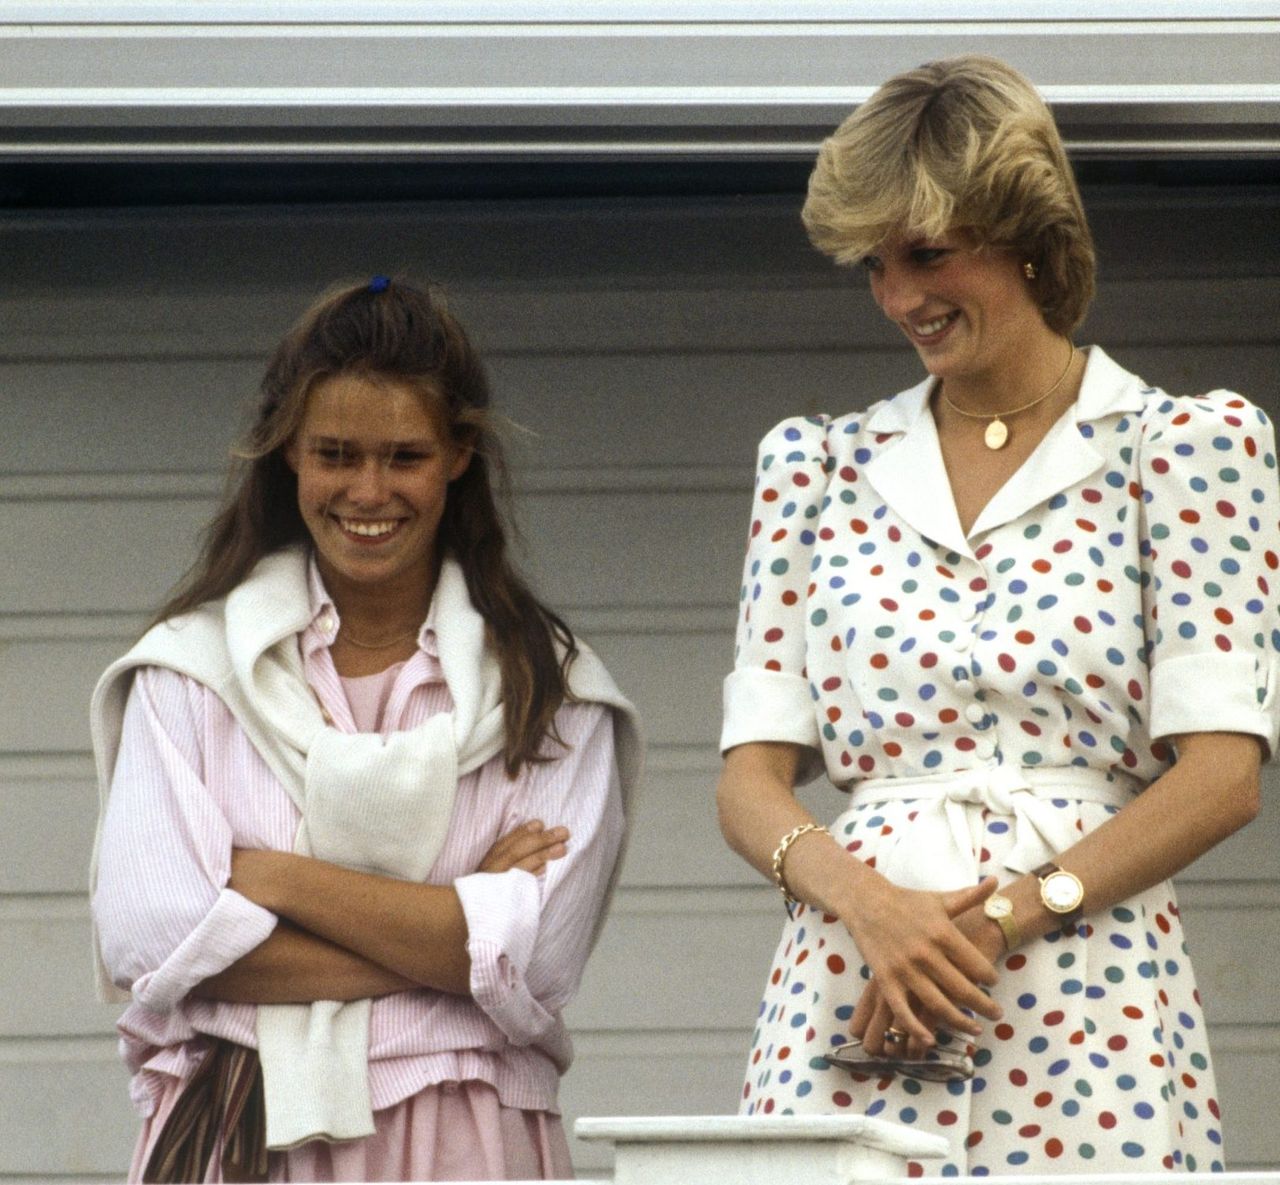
90, 545, 641, 1151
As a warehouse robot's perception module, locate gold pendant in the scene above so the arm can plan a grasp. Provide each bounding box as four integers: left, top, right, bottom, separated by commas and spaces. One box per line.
984, 419, 1009, 450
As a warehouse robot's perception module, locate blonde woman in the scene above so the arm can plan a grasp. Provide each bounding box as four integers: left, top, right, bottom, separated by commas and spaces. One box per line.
719, 56, 1274, 1174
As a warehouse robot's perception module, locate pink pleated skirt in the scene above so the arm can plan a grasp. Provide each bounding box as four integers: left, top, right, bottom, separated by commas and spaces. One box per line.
129, 1077, 575, 1182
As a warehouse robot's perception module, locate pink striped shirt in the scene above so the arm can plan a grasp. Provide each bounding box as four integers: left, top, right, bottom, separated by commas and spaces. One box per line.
92, 569, 624, 1120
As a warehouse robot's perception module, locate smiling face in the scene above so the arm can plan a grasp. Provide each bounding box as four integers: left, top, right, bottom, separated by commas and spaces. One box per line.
862, 230, 1048, 393
285, 372, 470, 609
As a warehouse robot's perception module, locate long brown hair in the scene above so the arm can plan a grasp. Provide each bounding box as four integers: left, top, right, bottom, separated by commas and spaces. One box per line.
155, 276, 577, 773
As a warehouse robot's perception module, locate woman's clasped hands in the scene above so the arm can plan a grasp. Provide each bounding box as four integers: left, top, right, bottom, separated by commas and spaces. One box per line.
843, 874, 1005, 1062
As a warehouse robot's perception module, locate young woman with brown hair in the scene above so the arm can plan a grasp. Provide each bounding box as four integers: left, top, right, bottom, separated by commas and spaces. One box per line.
91, 276, 641, 1182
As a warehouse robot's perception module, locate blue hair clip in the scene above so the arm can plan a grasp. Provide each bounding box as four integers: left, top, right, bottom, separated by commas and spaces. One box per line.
369, 274, 391, 293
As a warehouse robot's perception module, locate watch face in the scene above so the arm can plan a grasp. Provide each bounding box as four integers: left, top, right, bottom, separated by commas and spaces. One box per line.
1042, 870, 1083, 913
984, 895, 1014, 919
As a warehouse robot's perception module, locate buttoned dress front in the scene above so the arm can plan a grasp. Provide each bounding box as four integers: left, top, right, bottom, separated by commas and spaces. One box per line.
721, 347, 1280, 1174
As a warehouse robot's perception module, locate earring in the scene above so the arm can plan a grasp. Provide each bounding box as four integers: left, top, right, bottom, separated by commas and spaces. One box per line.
1023, 261, 1037, 281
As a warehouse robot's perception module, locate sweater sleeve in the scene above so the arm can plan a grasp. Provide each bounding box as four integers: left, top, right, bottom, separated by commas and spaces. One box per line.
92, 667, 278, 1013
453, 702, 622, 1061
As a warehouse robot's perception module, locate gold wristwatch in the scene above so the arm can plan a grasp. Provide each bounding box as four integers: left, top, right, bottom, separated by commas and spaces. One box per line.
1034, 862, 1084, 927
983, 893, 1019, 951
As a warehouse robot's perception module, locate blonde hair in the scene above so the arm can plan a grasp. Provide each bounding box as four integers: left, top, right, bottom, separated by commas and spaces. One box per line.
802, 55, 1095, 334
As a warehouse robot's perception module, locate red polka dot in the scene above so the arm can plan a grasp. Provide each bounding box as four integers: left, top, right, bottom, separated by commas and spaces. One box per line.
827, 955, 846, 974
1032, 559, 1052, 573
1053, 539, 1073, 554
762, 489, 779, 503
1123, 1005, 1145, 1019
920, 652, 938, 668
1107, 1035, 1128, 1051
1099, 1111, 1117, 1130
1215, 634, 1233, 652
763, 1098, 775, 1113
832, 1091, 852, 1108
1171, 559, 1192, 578
1018, 1124, 1041, 1138
1179, 509, 1200, 524
1073, 616, 1092, 633
994, 1023, 1015, 1041
1034, 1091, 1053, 1108
1082, 488, 1102, 502
1043, 1010, 1064, 1026
938, 1110, 958, 1126
781, 590, 798, 605
870, 653, 889, 669
1015, 630, 1036, 644
1045, 1138, 1064, 1158
1215, 607, 1234, 624
1009, 1069, 1028, 1087
764, 628, 784, 643
1006, 954, 1027, 971
850, 518, 867, 533
967, 1131, 984, 1148
998, 653, 1017, 672
777, 1045, 791, 1060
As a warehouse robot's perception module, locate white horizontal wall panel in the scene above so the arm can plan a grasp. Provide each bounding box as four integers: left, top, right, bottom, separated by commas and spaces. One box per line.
8, 750, 1279, 899
0, 632, 730, 752
11, 886, 1280, 1042
0, 12, 1277, 157
2, 1032, 1275, 1177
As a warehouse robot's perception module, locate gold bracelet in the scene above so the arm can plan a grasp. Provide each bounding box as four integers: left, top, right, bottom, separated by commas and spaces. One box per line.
770, 823, 828, 907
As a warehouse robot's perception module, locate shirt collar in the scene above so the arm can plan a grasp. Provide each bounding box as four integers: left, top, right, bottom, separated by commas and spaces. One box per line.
865, 345, 1146, 437
302, 553, 439, 659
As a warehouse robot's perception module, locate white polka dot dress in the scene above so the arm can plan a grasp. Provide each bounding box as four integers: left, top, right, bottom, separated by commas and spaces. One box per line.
721, 347, 1280, 1174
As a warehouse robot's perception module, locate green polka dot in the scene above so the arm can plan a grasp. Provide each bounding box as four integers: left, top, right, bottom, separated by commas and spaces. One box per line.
1023, 524, 1042, 540
1065, 572, 1085, 585
770, 558, 789, 575
1075, 1079, 1093, 1097
1079, 1144, 1096, 1160
993, 1109, 1013, 1125
1105, 966, 1125, 983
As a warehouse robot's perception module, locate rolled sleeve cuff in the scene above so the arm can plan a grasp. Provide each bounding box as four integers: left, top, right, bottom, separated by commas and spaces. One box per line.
720, 668, 824, 783
456, 869, 556, 1048
1149, 651, 1279, 756
130, 888, 277, 1014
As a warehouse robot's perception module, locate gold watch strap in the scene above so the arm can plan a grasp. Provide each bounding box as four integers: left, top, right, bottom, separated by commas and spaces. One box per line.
984, 895, 1020, 951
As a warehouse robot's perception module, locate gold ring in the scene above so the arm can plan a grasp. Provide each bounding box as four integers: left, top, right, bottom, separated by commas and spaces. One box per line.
884, 1026, 907, 1044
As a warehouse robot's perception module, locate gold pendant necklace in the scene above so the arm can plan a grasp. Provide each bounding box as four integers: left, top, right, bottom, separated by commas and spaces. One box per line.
942, 341, 1076, 451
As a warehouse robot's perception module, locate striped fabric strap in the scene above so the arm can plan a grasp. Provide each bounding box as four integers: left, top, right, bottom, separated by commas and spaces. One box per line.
143, 1039, 268, 1184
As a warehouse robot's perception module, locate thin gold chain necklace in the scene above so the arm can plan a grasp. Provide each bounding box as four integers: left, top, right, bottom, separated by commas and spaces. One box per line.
338, 625, 419, 650
941, 341, 1077, 451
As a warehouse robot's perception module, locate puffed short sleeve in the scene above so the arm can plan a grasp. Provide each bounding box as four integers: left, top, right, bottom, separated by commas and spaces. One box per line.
1139, 390, 1280, 754
720, 415, 831, 777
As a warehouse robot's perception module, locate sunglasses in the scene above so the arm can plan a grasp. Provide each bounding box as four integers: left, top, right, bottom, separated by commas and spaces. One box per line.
822, 1036, 975, 1083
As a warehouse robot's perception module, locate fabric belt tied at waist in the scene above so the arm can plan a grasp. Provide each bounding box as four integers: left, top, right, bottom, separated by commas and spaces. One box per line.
847, 765, 1141, 893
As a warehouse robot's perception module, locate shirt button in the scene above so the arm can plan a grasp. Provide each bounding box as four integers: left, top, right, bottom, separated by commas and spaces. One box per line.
965, 702, 987, 724
960, 603, 979, 622
952, 632, 972, 653
318, 614, 336, 634
955, 679, 974, 696
975, 736, 997, 759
